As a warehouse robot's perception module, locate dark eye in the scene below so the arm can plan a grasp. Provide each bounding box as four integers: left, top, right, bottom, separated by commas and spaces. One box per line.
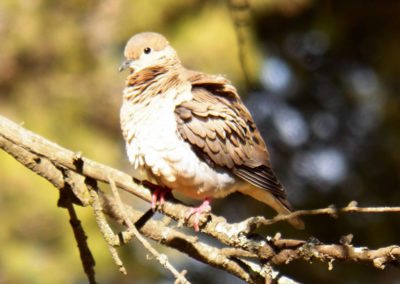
144, 47, 151, 54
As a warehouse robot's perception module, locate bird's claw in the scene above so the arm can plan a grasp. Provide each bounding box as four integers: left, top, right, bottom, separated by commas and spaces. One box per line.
185, 198, 211, 231
151, 187, 168, 210
141, 181, 170, 210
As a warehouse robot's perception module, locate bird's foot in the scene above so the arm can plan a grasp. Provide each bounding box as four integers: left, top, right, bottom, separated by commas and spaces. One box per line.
185, 197, 211, 232
142, 181, 171, 210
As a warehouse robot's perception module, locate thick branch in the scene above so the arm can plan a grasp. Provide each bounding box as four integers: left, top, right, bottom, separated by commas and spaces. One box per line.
100, 193, 266, 283
1, 114, 400, 283
270, 237, 400, 270
0, 115, 281, 282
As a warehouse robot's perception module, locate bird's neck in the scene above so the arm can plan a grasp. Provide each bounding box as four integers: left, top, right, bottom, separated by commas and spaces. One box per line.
123, 63, 188, 104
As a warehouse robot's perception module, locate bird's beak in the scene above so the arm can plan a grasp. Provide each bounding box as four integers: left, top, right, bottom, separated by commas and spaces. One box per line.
118, 59, 133, 72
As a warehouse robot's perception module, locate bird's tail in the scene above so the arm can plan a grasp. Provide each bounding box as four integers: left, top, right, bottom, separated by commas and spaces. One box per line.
239, 186, 305, 230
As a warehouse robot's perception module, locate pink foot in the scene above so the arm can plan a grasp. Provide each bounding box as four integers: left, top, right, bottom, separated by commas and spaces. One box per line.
151, 187, 169, 210
186, 197, 212, 231
142, 181, 170, 210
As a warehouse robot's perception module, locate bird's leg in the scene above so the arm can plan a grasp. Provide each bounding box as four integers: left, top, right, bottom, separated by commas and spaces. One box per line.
186, 197, 212, 231
158, 187, 170, 205
151, 187, 169, 210
142, 181, 171, 210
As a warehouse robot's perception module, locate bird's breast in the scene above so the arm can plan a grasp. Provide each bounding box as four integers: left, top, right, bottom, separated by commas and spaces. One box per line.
120, 92, 237, 199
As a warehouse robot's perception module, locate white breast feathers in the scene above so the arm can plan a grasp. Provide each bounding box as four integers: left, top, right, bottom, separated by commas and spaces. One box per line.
120, 88, 237, 199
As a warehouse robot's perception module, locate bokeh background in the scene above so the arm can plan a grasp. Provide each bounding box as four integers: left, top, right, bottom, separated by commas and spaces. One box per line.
0, 0, 399, 283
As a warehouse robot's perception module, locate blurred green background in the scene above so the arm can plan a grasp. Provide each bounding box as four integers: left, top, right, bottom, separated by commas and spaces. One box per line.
0, 0, 399, 283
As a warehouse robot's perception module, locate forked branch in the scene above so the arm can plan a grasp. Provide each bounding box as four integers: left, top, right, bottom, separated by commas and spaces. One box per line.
1, 115, 399, 284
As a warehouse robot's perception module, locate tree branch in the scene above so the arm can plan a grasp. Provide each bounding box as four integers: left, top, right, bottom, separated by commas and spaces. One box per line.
1, 114, 399, 283
61, 197, 97, 284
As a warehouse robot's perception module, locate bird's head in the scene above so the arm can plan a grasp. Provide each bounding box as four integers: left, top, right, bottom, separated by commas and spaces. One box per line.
119, 32, 179, 74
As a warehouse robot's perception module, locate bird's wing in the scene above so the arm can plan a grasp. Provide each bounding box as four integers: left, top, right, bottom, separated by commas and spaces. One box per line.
174, 71, 288, 201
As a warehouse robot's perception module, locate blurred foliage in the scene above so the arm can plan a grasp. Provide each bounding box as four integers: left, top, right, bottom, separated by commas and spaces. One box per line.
0, 0, 399, 283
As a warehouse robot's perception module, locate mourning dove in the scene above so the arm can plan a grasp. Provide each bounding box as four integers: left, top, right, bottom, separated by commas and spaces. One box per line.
119, 32, 304, 231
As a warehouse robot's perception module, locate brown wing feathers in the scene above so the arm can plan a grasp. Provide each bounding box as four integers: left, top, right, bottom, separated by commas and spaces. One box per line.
175, 73, 287, 201
234, 165, 287, 200
176, 88, 248, 168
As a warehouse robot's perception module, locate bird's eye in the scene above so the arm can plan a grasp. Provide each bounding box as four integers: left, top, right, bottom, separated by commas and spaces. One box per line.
144, 47, 152, 54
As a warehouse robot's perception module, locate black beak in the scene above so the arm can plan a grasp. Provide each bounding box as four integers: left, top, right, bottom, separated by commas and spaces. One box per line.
118, 60, 132, 72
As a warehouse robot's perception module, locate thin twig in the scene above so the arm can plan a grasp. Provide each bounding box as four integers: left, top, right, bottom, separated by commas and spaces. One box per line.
108, 175, 191, 284
64, 200, 97, 284
259, 201, 400, 226
87, 182, 127, 275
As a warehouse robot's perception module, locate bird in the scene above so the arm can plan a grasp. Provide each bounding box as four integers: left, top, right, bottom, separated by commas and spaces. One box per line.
119, 32, 304, 231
